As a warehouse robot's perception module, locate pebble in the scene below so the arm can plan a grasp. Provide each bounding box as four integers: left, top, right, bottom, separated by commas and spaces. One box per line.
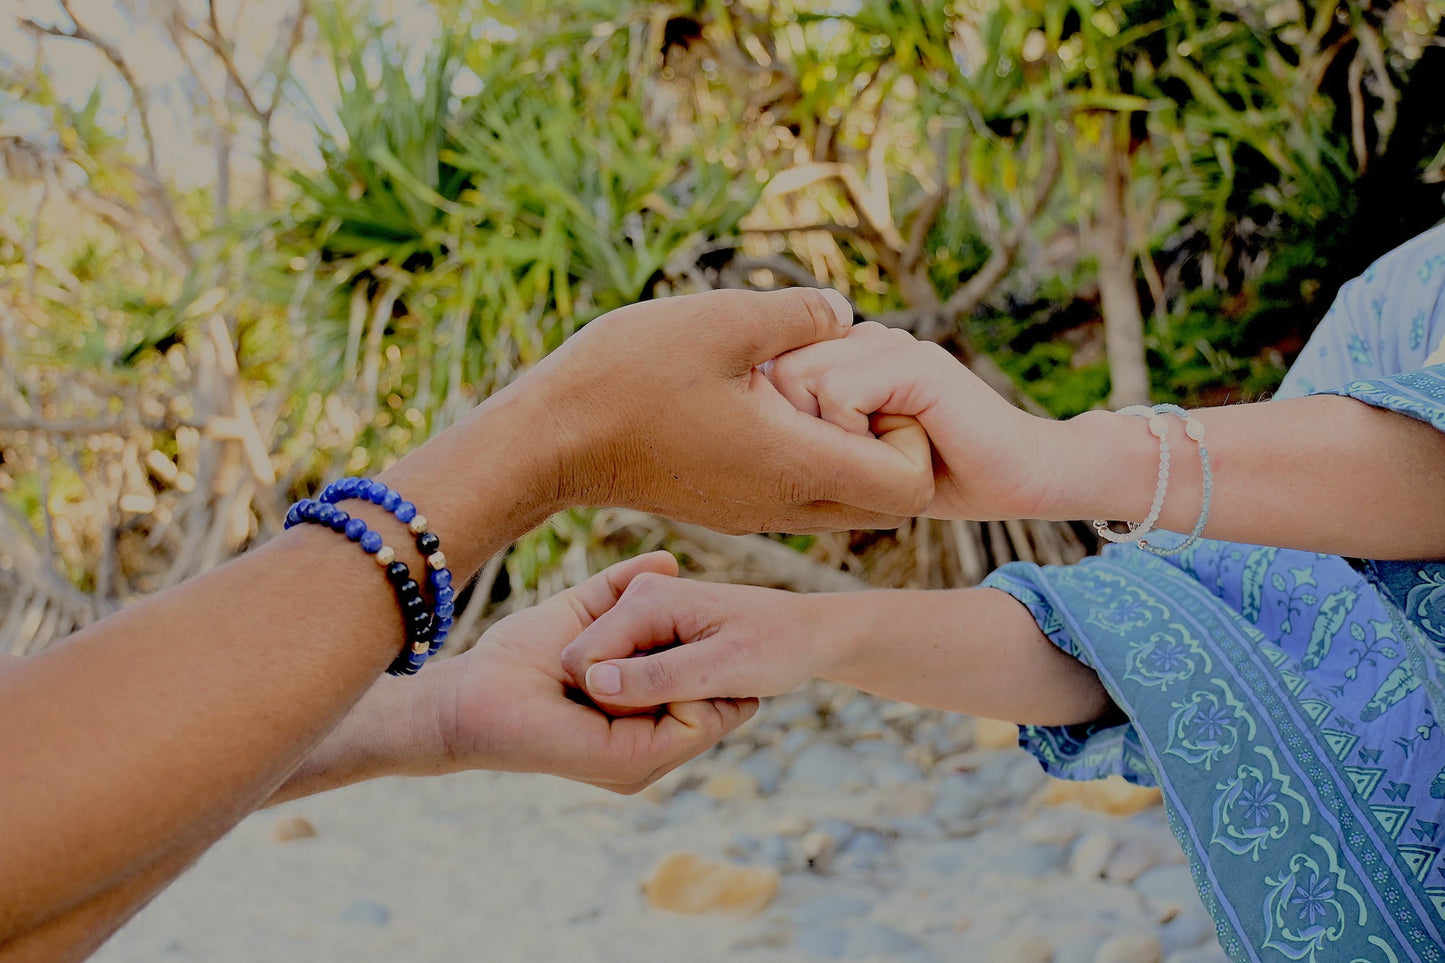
930, 774, 988, 830
1159, 907, 1216, 956
643, 851, 780, 917
739, 750, 786, 796
1134, 865, 1202, 919
835, 830, 892, 873
1069, 830, 1117, 879
269, 815, 316, 842
1105, 839, 1159, 884
700, 767, 759, 802
1093, 932, 1162, 963
802, 830, 838, 873
1039, 776, 1163, 816
790, 743, 871, 792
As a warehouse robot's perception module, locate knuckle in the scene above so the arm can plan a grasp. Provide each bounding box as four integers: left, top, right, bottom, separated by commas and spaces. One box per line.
642, 657, 677, 697
793, 287, 835, 334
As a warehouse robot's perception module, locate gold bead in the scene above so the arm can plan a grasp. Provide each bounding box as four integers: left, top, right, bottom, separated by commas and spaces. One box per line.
427, 551, 447, 570
411, 640, 429, 655
374, 545, 396, 566
408, 514, 428, 535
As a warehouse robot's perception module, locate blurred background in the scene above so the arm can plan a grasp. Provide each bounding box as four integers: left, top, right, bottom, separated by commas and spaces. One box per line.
2, 2, 1444, 960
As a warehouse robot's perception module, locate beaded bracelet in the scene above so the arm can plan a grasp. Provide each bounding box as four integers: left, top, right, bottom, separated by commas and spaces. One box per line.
285, 477, 455, 675
1091, 404, 1212, 558
1138, 404, 1212, 558
1092, 404, 1170, 545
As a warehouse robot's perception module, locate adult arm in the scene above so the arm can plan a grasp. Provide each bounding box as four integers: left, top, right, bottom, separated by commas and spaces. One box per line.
0, 288, 932, 952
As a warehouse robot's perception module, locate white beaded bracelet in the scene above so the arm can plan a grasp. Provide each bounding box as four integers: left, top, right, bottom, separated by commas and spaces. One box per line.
1092, 403, 1212, 556
1139, 404, 1211, 557
1091, 404, 1170, 544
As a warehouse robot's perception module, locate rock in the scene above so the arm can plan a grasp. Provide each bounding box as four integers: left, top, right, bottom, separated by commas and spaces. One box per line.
1038, 776, 1162, 816
1020, 810, 1082, 847
269, 815, 317, 842
988, 934, 1053, 963
973, 717, 1022, 750
339, 900, 390, 925
665, 789, 716, 826
1093, 932, 1162, 963
789, 743, 870, 792
758, 835, 793, 869
1069, 830, 1116, 879
739, 750, 786, 796
699, 767, 758, 802
872, 756, 925, 790
1134, 865, 1202, 919
782, 728, 816, 755
1105, 839, 1159, 884
769, 815, 814, 836
802, 830, 838, 873
1159, 907, 1216, 956
1011, 842, 1067, 877
1006, 756, 1048, 797
643, 851, 780, 917
835, 830, 892, 873
931, 774, 987, 830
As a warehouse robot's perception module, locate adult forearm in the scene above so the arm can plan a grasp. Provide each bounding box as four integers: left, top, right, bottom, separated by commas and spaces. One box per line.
1041, 395, 1445, 559
0, 389, 557, 943
813, 588, 1116, 727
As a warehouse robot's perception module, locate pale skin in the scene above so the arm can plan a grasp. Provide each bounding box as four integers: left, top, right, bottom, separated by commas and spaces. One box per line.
0, 288, 936, 960
562, 321, 1445, 725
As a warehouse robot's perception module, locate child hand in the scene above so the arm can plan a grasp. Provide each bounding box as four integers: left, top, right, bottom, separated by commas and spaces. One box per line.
766, 321, 1059, 521
559, 573, 831, 715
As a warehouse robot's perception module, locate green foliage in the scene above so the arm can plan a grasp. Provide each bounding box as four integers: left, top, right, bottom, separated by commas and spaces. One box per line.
279, 1, 763, 462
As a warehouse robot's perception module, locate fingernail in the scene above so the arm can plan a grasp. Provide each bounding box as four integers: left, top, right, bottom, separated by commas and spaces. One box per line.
820, 288, 852, 327
588, 662, 621, 696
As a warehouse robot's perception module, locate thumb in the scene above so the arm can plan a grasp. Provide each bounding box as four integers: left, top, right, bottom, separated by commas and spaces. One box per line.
584, 642, 758, 709
730, 287, 853, 366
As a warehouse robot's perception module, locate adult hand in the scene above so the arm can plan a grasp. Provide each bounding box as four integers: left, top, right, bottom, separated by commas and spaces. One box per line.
289, 553, 757, 797
517, 288, 933, 534
765, 321, 1057, 521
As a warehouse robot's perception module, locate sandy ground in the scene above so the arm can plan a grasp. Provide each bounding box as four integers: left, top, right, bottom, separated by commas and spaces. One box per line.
94, 685, 1229, 963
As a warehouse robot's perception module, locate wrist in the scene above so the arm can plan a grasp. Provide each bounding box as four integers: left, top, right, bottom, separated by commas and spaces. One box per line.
374, 383, 567, 580
800, 590, 878, 683
1032, 409, 1158, 523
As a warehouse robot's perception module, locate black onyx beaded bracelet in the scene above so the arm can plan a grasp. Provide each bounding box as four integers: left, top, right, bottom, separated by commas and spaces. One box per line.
285, 477, 455, 675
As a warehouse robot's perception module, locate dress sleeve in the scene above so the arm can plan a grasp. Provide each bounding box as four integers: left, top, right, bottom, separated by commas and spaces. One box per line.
1276, 223, 1445, 399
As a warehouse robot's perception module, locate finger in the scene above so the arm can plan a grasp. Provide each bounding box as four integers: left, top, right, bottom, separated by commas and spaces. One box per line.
559, 572, 690, 690
780, 411, 935, 516
596, 697, 760, 793
724, 287, 854, 368
558, 550, 680, 628
581, 632, 776, 709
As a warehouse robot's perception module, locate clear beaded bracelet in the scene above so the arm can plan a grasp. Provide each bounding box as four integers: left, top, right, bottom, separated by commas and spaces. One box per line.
285, 477, 455, 675
1138, 404, 1212, 558
1092, 404, 1212, 558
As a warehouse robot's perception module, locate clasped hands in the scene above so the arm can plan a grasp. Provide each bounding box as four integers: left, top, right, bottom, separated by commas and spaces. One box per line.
315, 287, 1054, 799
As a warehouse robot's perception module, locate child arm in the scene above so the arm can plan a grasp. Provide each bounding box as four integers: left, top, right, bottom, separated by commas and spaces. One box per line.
560, 574, 1115, 727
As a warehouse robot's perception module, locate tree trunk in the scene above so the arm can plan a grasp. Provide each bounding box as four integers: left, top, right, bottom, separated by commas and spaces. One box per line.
1096, 124, 1150, 409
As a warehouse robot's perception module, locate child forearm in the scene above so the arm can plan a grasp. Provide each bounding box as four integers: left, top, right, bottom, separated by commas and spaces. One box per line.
811, 588, 1116, 727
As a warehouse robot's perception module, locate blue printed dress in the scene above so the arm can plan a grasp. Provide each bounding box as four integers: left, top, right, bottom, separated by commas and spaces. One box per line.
983, 223, 1445, 962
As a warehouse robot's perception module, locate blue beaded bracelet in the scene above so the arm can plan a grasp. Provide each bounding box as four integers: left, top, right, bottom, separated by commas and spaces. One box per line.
285, 477, 455, 675
317, 478, 455, 658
